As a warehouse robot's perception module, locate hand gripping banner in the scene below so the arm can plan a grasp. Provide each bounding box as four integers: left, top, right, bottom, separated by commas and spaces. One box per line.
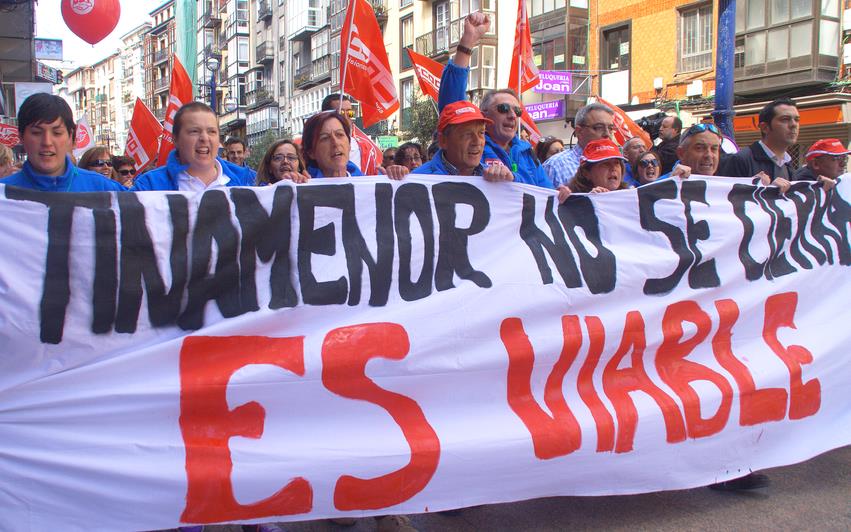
0, 175, 849, 530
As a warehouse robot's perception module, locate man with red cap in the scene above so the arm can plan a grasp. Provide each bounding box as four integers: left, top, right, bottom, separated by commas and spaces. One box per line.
413, 101, 514, 182
793, 138, 847, 185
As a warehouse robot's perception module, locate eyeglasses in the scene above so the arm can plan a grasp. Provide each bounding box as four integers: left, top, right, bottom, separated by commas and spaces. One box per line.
681, 123, 721, 143
272, 154, 300, 163
90, 159, 112, 168
583, 123, 618, 135
639, 158, 659, 168
495, 103, 523, 117
118, 168, 136, 176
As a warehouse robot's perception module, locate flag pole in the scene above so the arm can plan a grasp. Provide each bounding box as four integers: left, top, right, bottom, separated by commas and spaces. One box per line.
517, 0, 524, 137
339, 0, 356, 104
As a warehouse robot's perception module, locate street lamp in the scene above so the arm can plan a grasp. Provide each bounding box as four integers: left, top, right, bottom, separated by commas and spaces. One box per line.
223, 96, 238, 114
206, 57, 220, 114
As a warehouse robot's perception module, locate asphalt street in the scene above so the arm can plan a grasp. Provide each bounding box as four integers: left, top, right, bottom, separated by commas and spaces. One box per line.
202, 444, 850, 532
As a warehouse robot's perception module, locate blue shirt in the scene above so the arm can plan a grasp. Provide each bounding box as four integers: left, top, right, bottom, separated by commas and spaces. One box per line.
438, 60, 552, 189
307, 161, 364, 178
0, 156, 126, 192
131, 150, 255, 191
543, 143, 582, 188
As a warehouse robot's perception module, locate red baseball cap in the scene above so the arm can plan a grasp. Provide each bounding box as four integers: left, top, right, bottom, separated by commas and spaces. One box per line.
805, 138, 850, 161
438, 101, 492, 133
580, 138, 628, 164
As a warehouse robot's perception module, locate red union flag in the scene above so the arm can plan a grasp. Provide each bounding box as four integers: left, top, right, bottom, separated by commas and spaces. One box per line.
0, 123, 20, 147
340, 0, 399, 128
125, 98, 164, 172
407, 49, 443, 103
156, 57, 194, 166
520, 110, 542, 146
508, 0, 539, 94
594, 96, 652, 149
352, 124, 382, 175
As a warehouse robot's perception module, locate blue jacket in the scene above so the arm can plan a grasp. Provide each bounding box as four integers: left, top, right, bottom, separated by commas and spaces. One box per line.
0, 156, 126, 192
307, 161, 364, 178
438, 60, 552, 189
131, 150, 255, 191
412, 149, 486, 176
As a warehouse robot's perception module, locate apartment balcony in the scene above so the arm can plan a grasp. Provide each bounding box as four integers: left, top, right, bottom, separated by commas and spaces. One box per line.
258, 1, 272, 21
204, 42, 222, 59
371, 0, 387, 25
256, 42, 274, 64
202, 8, 221, 28
224, 19, 249, 41
153, 77, 170, 93
153, 107, 166, 121
247, 87, 274, 109
415, 9, 496, 59
293, 64, 312, 90
153, 49, 169, 65
288, 8, 325, 41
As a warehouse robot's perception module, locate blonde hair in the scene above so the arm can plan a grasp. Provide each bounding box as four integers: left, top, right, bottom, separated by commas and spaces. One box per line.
0, 145, 12, 167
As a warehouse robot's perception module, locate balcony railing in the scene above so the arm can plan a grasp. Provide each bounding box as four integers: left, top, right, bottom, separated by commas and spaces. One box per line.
154, 77, 169, 92
247, 87, 274, 109
204, 42, 221, 59
415, 9, 496, 58
153, 107, 166, 121
372, 0, 387, 24
153, 49, 169, 65
293, 64, 312, 89
202, 8, 221, 28
256, 42, 274, 64
258, 1, 272, 21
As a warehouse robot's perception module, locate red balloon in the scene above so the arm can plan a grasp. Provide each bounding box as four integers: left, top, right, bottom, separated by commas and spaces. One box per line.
61, 0, 121, 45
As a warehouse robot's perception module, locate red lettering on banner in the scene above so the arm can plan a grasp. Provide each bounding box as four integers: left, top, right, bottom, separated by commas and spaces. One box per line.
179, 336, 312, 524
712, 299, 788, 425
502, 316, 582, 459
762, 292, 821, 420
603, 311, 686, 453
656, 301, 734, 438
321, 323, 440, 510
578, 316, 616, 452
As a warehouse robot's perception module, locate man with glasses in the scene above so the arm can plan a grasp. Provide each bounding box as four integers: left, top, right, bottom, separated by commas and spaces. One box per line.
321, 93, 364, 170
719, 98, 798, 181
111, 155, 137, 187
793, 138, 848, 183
543, 102, 616, 188
433, 12, 552, 188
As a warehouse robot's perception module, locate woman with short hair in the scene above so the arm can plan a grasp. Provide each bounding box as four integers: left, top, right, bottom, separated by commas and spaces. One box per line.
301, 111, 363, 178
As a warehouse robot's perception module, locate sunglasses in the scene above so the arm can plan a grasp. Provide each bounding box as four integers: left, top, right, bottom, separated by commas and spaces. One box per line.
118, 168, 136, 176
495, 103, 523, 117
639, 158, 660, 167
681, 123, 721, 142
342, 109, 356, 118
90, 159, 112, 168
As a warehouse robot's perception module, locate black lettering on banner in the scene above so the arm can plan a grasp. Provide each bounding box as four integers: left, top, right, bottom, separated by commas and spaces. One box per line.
638, 181, 692, 294
432, 182, 492, 291
519, 194, 582, 287
394, 183, 435, 302
297, 185, 349, 305
4, 187, 111, 344
786, 184, 821, 269
557, 195, 616, 294
342, 183, 394, 306
729, 184, 765, 281
178, 190, 242, 330
680, 180, 720, 289
825, 185, 851, 265
115, 194, 189, 332
755, 187, 796, 279
91, 207, 118, 334
811, 185, 845, 265
231, 187, 297, 311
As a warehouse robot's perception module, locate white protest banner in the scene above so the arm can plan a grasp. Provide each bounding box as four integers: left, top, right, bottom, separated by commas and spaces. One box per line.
0, 175, 849, 531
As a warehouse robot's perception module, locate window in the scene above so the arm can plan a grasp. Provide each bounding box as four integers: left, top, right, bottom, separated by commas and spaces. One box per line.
400, 16, 414, 70
679, 3, 713, 72
468, 45, 496, 90
238, 37, 249, 62
601, 25, 630, 71
400, 77, 414, 130
401, 0, 413, 7
532, 36, 566, 71
527, 0, 566, 18
434, 2, 450, 52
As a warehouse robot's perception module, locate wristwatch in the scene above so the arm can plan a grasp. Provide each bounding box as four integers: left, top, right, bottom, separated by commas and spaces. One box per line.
456, 44, 473, 56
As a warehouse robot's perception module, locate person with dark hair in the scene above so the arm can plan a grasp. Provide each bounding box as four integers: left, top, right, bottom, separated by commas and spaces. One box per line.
632, 151, 662, 186
621, 136, 648, 186
0, 93, 125, 191
78, 146, 115, 179
568, 138, 632, 194
653, 115, 683, 174
394, 142, 425, 171
426, 141, 439, 161
132, 101, 254, 191
718, 98, 799, 182
381, 147, 397, 167
413, 101, 513, 182
535, 137, 564, 165
111, 155, 137, 187
302, 111, 362, 178
434, 13, 551, 188
256, 139, 310, 185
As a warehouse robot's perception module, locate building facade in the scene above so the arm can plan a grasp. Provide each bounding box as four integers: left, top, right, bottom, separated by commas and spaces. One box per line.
146, 0, 177, 123
118, 23, 153, 149
245, 0, 283, 148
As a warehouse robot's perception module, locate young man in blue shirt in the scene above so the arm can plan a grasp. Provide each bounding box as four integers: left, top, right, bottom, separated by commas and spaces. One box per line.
0, 93, 125, 192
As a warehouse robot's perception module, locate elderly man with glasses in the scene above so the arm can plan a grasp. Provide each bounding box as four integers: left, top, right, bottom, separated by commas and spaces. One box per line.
433, 12, 552, 188
543, 102, 616, 188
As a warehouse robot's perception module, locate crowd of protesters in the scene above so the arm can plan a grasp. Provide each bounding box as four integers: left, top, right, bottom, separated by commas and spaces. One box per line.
0, 11, 846, 532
